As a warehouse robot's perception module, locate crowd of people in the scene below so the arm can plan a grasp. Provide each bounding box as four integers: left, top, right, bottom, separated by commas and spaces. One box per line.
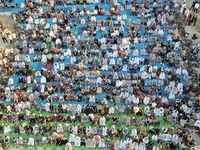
0, 0, 200, 150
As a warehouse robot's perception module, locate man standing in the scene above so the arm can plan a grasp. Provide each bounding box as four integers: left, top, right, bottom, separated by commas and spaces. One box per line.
194, 2, 199, 13
1, 31, 8, 43
193, 15, 198, 26
190, 0, 197, 11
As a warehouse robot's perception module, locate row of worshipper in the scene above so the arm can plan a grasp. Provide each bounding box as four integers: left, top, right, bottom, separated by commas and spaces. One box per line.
5, 79, 193, 107
0, 101, 200, 129
0, 122, 186, 145
0, 135, 185, 150
17, 1, 176, 51
0, 126, 196, 150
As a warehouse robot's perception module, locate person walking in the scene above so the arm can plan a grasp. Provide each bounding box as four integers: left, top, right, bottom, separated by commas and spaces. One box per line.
190, 0, 197, 11
194, 2, 199, 13
1, 31, 8, 43
193, 15, 198, 26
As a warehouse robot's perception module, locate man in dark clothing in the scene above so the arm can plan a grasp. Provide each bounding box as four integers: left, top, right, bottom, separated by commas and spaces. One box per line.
193, 15, 198, 26
170, 142, 178, 149
190, 0, 197, 11
1, 32, 8, 43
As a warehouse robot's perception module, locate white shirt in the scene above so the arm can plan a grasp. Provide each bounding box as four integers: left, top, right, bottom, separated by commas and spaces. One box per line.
195, 3, 199, 9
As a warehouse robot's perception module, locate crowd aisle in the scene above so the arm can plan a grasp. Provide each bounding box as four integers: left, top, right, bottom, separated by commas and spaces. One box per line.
0, 0, 200, 150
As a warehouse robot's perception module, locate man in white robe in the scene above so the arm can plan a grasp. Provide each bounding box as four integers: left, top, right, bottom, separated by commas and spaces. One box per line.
57, 124, 64, 133
143, 96, 150, 105
163, 134, 171, 142
99, 116, 106, 126
130, 128, 137, 137
54, 63, 60, 71
76, 105, 82, 113
41, 54, 47, 64
27, 76, 31, 84
41, 76, 46, 84
4, 125, 11, 133
97, 76, 102, 84
45, 102, 50, 112
134, 57, 140, 65
122, 64, 128, 71
172, 134, 178, 143
142, 137, 149, 144
68, 134, 75, 143
109, 107, 115, 114
133, 97, 139, 105
98, 139, 105, 148
40, 84, 45, 93
177, 82, 183, 92
159, 69, 165, 80
152, 134, 158, 141
60, 62, 65, 71
8, 78, 14, 86
154, 107, 160, 116
102, 127, 107, 136
169, 91, 175, 100
158, 107, 164, 116
162, 97, 168, 103
176, 67, 182, 76
28, 137, 35, 146
109, 58, 115, 65
74, 137, 81, 147
65, 142, 72, 150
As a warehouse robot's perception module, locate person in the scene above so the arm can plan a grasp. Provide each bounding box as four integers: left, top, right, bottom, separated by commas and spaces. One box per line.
1, 31, 8, 43
193, 15, 198, 26
28, 137, 35, 146
194, 2, 199, 13
190, 0, 197, 11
